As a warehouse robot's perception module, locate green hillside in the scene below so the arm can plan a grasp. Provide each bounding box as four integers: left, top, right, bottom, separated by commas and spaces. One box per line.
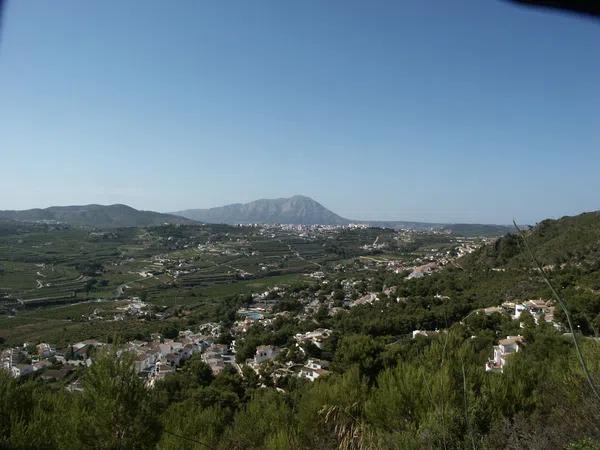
467, 211, 600, 268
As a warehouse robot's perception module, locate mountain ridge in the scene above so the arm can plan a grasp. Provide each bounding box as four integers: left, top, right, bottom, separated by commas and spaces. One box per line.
0, 196, 515, 234
173, 195, 514, 235
0, 204, 195, 229
173, 195, 350, 226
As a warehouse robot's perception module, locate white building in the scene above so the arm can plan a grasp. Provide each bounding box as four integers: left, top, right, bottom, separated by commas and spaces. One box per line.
305, 358, 330, 371
485, 335, 524, 373
36, 343, 55, 358
513, 299, 556, 326
254, 345, 280, 364
10, 364, 33, 378
134, 351, 158, 373
412, 329, 440, 339
297, 359, 331, 382
294, 329, 332, 349
350, 293, 379, 307
202, 344, 230, 374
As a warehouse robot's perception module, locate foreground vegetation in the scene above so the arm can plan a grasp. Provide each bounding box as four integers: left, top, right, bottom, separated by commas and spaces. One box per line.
2, 322, 599, 449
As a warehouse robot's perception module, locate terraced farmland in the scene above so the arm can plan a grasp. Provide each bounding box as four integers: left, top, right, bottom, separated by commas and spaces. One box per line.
0, 221, 465, 345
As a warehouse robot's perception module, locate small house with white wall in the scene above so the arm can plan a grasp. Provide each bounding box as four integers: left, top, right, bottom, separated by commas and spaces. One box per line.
254, 345, 280, 364
485, 335, 524, 373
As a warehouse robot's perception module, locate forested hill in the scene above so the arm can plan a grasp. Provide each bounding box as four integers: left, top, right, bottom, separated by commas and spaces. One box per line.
464, 211, 600, 268
0, 204, 196, 228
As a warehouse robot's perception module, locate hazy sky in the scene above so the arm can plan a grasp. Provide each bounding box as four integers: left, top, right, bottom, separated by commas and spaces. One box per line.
1, 1, 599, 224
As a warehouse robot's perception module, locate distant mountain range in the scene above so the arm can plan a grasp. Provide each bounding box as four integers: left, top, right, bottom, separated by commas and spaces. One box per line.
174, 195, 514, 236
0, 196, 514, 236
173, 195, 349, 226
0, 204, 194, 228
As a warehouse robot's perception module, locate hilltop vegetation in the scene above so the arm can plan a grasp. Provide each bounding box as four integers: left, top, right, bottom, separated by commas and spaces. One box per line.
468, 212, 600, 268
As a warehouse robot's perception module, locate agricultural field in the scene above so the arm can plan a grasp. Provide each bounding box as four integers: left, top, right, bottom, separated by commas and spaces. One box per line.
0, 221, 474, 346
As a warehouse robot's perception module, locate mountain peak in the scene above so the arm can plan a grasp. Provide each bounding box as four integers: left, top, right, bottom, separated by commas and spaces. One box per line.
289, 194, 313, 200
174, 196, 349, 225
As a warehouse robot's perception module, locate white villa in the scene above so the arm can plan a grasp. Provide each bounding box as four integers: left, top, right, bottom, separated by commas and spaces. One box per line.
485, 335, 524, 373
298, 358, 330, 381
294, 329, 332, 349
513, 299, 556, 326
412, 329, 440, 339
254, 345, 280, 364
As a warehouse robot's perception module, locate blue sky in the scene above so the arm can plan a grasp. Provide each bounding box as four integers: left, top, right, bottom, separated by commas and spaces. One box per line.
1, 1, 599, 224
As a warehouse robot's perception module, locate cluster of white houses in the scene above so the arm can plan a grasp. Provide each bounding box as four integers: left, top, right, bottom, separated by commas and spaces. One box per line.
127, 334, 218, 386
479, 299, 558, 373
2, 326, 333, 387
481, 299, 558, 373
243, 337, 333, 382
1, 340, 95, 379
479, 298, 557, 328
409, 298, 557, 374
3, 304, 554, 386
